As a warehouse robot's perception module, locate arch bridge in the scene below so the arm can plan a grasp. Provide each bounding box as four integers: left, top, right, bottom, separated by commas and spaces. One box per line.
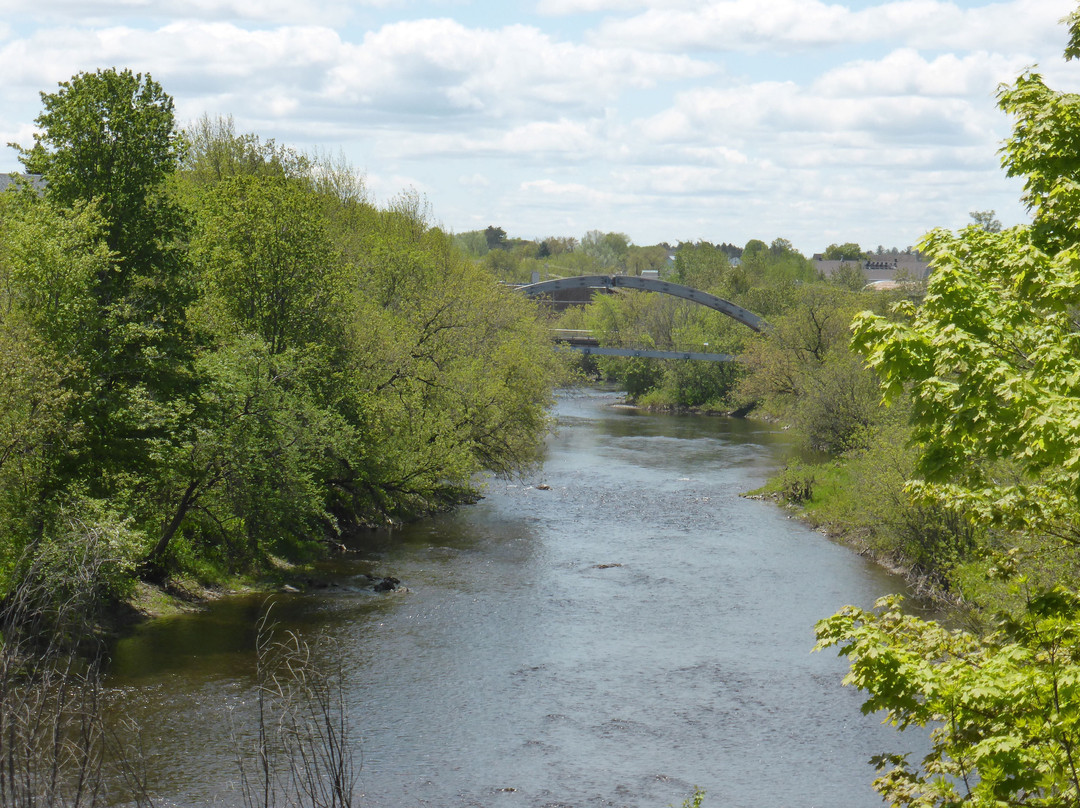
518, 275, 769, 333
518, 275, 769, 362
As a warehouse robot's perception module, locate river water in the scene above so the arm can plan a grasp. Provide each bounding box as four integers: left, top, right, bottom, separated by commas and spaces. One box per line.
107, 389, 923, 808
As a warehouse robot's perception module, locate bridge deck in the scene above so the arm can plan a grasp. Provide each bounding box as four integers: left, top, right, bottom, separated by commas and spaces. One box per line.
550, 330, 735, 362
561, 345, 736, 362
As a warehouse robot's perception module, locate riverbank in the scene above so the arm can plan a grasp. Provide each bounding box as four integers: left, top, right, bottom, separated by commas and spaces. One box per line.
747, 487, 968, 608
116, 545, 415, 637
742, 444, 1019, 632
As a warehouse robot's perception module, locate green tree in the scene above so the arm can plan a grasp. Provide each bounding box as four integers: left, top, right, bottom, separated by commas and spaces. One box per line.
740, 286, 882, 453
343, 202, 561, 518
820, 10, 1080, 805
823, 242, 864, 260
140, 173, 350, 570
830, 261, 867, 291
542, 235, 578, 255
580, 284, 748, 406
580, 230, 630, 268
14, 68, 194, 497
741, 238, 816, 290
453, 230, 490, 258
0, 76, 563, 588
625, 244, 669, 276
849, 19, 1080, 536
181, 113, 310, 185
672, 241, 736, 292
969, 209, 1003, 233
484, 225, 507, 250
816, 589, 1080, 807
16, 69, 183, 260
192, 175, 344, 355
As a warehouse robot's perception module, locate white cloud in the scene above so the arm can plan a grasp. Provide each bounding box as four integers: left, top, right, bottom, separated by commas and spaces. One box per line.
325, 19, 715, 120
364, 172, 434, 207
458, 173, 490, 187
0, 22, 343, 92
521, 178, 618, 206
589, 0, 1074, 55
0, 0, 380, 26
814, 48, 1028, 97
536, 0, 652, 12
626, 164, 755, 195
0, 121, 37, 154
0, 0, 1064, 250
637, 62, 1006, 159
349, 117, 605, 165
496, 119, 600, 154
0, 16, 710, 141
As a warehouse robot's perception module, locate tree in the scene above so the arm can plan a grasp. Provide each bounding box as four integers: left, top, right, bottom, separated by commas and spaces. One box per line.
816, 589, 1080, 807
0, 74, 563, 588
484, 225, 507, 250
823, 242, 864, 260
742, 238, 768, 260
16, 69, 184, 262
770, 237, 794, 254
830, 261, 867, 291
848, 13, 1080, 539
739, 286, 881, 453
181, 113, 310, 186
453, 230, 490, 258
673, 241, 734, 292
192, 175, 343, 355
580, 230, 631, 268
820, 10, 1080, 806
542, 235, 578, 255
624, 244, 668, 276
9, 70, 197, 543
740, 238, 816, 292
969, 209, 1002, 233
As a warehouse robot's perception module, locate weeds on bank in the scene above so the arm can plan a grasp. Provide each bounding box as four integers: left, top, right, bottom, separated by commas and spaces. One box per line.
677, 787, 705, 808
235, 606, 359, 808
0, 513, 153, 807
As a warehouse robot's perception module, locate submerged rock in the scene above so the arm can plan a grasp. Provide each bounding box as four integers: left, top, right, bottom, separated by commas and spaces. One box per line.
355, 574, 408, 593
373, 576, 402, 592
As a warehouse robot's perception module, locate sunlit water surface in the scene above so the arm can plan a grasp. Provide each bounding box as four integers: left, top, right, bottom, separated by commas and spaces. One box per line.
108, 389, 925, 807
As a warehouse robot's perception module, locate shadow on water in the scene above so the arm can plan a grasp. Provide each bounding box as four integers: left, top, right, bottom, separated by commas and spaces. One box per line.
106, 388, 930, 808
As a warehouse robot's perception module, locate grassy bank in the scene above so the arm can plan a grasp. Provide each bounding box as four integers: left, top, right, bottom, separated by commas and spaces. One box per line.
750, 421, 1080, 627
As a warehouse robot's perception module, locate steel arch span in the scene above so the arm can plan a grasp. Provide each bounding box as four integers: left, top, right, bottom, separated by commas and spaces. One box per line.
517, 275, 770, 333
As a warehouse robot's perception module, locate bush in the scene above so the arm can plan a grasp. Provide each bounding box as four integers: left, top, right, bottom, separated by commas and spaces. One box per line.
0, 522, 152, 806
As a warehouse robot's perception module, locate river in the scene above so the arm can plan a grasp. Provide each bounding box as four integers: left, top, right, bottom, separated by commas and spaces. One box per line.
107, 388, 924, 807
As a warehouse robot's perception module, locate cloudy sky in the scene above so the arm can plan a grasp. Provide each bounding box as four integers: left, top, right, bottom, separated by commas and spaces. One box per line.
1, 0, 1078, 254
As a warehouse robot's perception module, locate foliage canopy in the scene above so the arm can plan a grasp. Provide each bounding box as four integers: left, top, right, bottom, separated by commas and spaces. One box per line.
0, 75, 562, 587
818, 9, 1080, 807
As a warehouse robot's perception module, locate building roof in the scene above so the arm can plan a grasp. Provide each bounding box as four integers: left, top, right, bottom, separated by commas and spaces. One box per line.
814, 253, 931, 282
0, 173, 46, 194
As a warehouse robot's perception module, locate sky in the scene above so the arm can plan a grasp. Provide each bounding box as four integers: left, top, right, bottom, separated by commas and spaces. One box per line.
1, 0, 1078, 255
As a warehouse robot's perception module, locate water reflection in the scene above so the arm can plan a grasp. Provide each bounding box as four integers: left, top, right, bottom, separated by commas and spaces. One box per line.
107, 389, 921, 808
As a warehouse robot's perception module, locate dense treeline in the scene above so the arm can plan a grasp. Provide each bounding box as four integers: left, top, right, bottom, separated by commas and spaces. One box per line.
0, 70, 561, 596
